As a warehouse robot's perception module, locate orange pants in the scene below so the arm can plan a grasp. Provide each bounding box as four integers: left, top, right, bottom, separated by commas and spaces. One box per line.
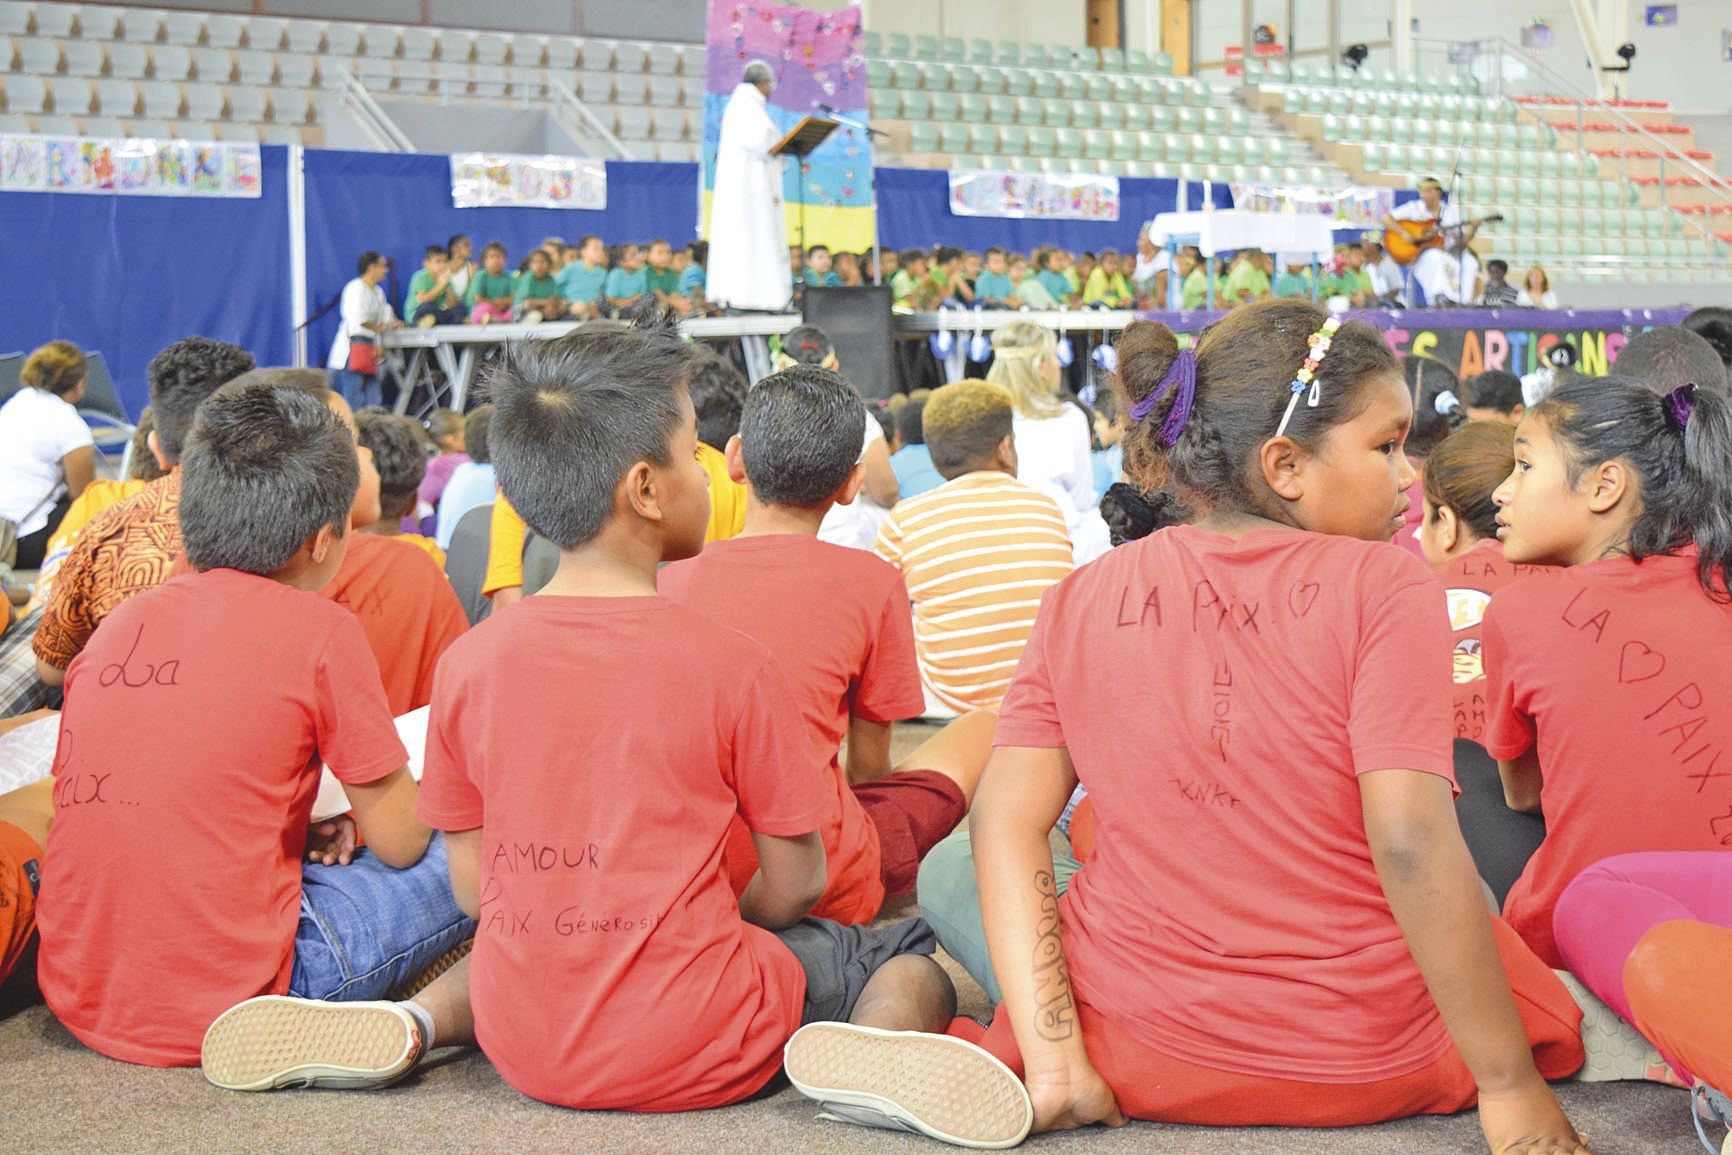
0, 819, 42, 987
1626, 919, 1732, 1094
979, 916, 1584, 1126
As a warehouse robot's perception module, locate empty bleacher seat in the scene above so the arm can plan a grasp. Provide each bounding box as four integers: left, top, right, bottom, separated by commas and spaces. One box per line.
18, 36, 59, 74
193, 47, 233, 82
616, 41, 650, 72
432, 62, 469, 95
279, 54, 318, 88
507, 66, 544, 100
6, 75, 48, 112
110, 43, 150, 79
360, 25, 400, 59
227, 86, 267, 122
162, 11, 202, 46
62, 39, 102, 76
400, 28, 436, 61
472, 65, 507, 98
325, 23, 362, 56
82, 116, 123, 137
139, 81, 182, 118
232, 49, 274, 85
543, 37, 578, 70
35, 113, 78, 134
154, 46, 192, 80
247, 16, 288, 50
260, 124, 303, 146
0, 2, 29, 37
129, 119, 171, 138
648, 76, 680, 106
617, 105, 650, 139
650, 108, 685, 140
49, 76, 90, 114
40, 4, 84, 39
353, 58, 392, 89
271, 89, 311, 125
580, 40, 613, 72
282, 19, 323, 54
474, 33, 509, 65
206, 14, 244, 49
119, 9, 161, 43
440, 30, 474, 62
679, 45, 703, 76
184, 82, 224, 120
96, 79, 137, 116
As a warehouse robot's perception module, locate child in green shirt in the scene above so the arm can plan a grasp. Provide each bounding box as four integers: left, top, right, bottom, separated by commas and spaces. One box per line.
604, 243, 650, 314
404, 244, 466, 327
972, 247, 1020, 308
466, 241, 516, 324
556, 235, 609, 319
513, 248, 565, 323
644, 238, 691, 315
1010, 254, 1056, 309
1081, 250, 1134, 308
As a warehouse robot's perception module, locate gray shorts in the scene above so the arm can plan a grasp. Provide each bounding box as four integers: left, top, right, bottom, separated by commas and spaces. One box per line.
774, 916, 938, 1026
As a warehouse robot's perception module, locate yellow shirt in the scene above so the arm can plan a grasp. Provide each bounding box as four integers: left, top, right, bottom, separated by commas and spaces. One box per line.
28, 478, 151, 610
480, 442, 746, 596
384, 531, 447, 572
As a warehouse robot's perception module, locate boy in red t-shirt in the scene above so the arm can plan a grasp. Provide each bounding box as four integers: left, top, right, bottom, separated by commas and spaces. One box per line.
659, 365, 993, 926
36, 382, 474, 1075
211, 321, 960, 1112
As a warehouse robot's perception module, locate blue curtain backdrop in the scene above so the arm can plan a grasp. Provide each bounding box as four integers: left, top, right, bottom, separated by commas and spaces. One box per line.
0, 144, 292, 417
874, 169, 1233, 253
302, 151, 702, 367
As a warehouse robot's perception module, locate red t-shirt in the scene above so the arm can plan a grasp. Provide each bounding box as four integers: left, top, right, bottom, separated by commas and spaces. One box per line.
1483, 551, 1732, 967
658, 535, 926, 923
319, 533, 468, 715
417, 595, 830, 1111
37, 569, 407, 1066
1432, 538, 1551, 747
996, 526, 1456, 1082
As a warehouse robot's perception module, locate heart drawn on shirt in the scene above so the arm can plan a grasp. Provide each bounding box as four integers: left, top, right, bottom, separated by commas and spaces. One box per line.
1617, 640, 1666, 685
1288, 581, 1321, 619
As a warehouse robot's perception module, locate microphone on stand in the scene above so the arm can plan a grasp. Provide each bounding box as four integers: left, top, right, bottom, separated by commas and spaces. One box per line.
817, 102, 889, 138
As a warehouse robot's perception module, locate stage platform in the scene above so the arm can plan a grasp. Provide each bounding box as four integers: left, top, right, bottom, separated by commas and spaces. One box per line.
380, 306, 1686, 413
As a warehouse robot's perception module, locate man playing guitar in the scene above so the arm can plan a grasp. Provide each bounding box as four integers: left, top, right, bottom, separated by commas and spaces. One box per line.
1380, 177, 1483, 307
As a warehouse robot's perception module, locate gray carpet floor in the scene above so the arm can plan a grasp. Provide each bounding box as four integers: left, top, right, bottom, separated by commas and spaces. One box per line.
0, 725, 1705, 1153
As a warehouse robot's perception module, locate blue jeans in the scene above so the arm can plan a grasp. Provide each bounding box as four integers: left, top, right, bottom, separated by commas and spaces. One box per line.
290, 833, 475, 1001
334, 368, 382, 411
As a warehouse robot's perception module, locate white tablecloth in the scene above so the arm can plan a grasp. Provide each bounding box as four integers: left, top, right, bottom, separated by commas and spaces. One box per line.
1149, 210, 1336, 258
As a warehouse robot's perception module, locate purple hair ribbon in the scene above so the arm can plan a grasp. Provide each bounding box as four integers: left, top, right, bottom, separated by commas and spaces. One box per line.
1665, 382, 1698, 431
1128, 346, 1197, 446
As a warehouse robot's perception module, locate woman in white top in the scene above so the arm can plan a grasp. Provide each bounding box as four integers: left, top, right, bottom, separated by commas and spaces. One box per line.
1517, 265, 1559, 309
985, 320, 1110, 561
326, 250, 401, 411
0, 341, 94, 569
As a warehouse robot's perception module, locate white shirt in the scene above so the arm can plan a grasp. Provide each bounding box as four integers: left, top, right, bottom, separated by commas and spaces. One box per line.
1013, 405, 1094, 522
818, 415, 891, 551
448, 262, 473, 302
1368, 255, 1405, 299
0, 387, 93, 536
326, 276, 394, 370
1517, 288, 1559, 309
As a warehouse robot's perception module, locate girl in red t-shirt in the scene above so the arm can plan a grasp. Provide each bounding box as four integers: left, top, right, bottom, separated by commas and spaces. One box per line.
1417, 421, 1523, 747
1480, 378, 1732, 971
784, 301, 1586, 1154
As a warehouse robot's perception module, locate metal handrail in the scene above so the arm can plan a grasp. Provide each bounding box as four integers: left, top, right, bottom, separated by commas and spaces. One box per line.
335, 70, 413, 152
547, 79, 632, 161
1416, 36, 1732, 243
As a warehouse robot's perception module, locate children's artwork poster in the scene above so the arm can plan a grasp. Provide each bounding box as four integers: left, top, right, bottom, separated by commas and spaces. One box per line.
701, 0, 873, 212
1228, 182, 1396, 229
448, 153, 607, 210
0, 133, 261, 197
947, 170, 1121, 222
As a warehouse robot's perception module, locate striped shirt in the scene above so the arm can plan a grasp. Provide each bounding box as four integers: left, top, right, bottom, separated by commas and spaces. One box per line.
874, 471, 1074, 712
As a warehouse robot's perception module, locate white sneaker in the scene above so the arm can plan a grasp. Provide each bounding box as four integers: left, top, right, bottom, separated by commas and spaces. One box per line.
519, 309, 543, 325
784, 1022, 1033, 1149
201, 996, 421, 1092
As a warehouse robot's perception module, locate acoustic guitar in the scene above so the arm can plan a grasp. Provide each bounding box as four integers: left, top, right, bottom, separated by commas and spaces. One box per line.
1383, 213, 1504, 265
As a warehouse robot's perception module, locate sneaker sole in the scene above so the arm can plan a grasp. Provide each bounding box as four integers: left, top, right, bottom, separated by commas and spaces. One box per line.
784, 1022, 1033, 1149
201, 996, 419, 1092
1558, 971, 1675, 1083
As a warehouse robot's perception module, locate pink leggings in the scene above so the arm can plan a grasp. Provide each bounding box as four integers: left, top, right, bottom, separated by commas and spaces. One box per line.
1553, 851, 1732, 1088
469, 302, 511, 324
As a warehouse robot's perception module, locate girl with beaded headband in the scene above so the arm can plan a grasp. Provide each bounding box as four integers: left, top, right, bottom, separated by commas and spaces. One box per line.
1473, 378, 1732, 1076
951, 299, 1585, 1152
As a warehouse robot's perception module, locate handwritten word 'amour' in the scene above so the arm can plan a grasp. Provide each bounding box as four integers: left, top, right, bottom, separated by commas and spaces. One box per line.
489, 842, 601, 875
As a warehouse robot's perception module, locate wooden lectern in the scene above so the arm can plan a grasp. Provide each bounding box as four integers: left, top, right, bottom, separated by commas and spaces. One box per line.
771, 116, 838, 267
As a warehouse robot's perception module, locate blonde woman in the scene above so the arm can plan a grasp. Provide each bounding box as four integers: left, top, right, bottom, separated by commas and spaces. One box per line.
986, 321, 1095, 520
1517, 266, 1557, 309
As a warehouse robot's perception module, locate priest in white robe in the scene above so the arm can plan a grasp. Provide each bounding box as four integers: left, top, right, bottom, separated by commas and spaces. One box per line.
707, 61, 792, 311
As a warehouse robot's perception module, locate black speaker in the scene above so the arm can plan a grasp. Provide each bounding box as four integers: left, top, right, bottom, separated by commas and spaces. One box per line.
803, 285, 896, 400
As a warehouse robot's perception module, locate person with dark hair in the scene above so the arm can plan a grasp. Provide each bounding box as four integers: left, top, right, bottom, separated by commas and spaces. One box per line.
0, 340, 93, 569
1682, 306, 1732, 377
930, 245, 973, 304
645, 239, 692, 315
33, 337, 255, 687
1612, 325, 1730, 397
465, 241, 515, 325
1465, 369, 1526, 424
355, 412, 443, 565
604, 243, 649, 315
874, 380, 1073, 715
680, 239, 709, 303
833, 250, 862, 287
802, 243, 840, 288
414, 408, 468, 536
240, 324, 957, 1111
445, 234, 475, 301
687, 350, 749, 541
1477, 259, 1519, 308
328, 250, 400, 410
37, 380, 471, 1077
889, 392, 943, 499
512, 248, 564, 325
1391, 355, 1467, 558
829, 301, 1588, 1150
556, 235, 608, 319
403, 244, 466, 329
890, 249, 936, 309
435, 405, 496, 550
661, 364, 994, 932
1478, 376, 1732, 969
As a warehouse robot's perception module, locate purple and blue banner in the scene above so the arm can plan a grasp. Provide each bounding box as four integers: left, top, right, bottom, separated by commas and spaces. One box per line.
700, 0, 875, 250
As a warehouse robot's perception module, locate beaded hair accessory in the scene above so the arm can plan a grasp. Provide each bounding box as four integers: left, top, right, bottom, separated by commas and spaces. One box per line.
1128, 346, 1197, 446
1275, 316, 1343, 438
